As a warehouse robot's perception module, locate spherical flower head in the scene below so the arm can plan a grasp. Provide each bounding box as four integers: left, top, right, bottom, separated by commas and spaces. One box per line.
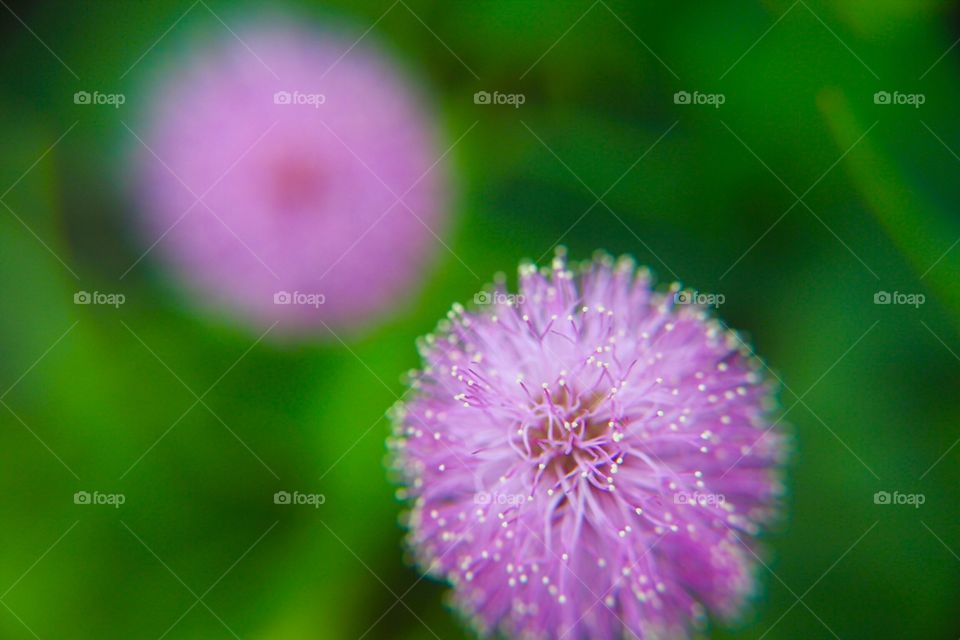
135, 19, 448, 335
390, 253, 787, 640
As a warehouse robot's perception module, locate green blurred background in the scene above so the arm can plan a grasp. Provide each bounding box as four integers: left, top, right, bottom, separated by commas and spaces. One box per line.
0, 0, 958, 638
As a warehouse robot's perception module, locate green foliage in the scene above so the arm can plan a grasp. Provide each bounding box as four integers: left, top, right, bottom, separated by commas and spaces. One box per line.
0, 0, 957, 638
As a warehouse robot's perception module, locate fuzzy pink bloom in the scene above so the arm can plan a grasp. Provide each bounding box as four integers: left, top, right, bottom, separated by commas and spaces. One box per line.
391, 254, 786, 640
135, 22, 448, 334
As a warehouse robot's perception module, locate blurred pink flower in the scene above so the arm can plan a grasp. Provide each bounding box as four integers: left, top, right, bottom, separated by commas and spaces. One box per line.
135, 21, 449, 335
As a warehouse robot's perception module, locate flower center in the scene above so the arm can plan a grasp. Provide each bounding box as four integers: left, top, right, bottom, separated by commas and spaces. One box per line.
269, 154, 325, 212
519, 388, 621, 490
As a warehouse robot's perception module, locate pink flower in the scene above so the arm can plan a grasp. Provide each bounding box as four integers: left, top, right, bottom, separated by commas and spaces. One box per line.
135, 21, 448, 334
391, 253, 786, 639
